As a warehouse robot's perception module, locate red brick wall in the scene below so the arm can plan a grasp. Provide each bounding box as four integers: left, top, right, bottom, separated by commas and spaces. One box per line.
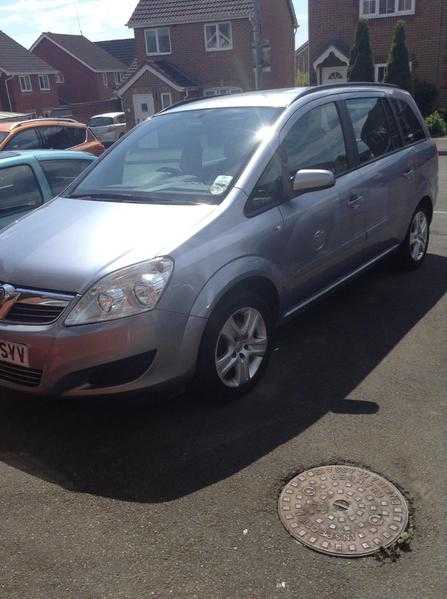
135, 19, 255, 92
309, 0, 446, 109
4, 74, 59, 114
122, 69, 185, 128
33, 37, 112, 103
260, 0, 296, 89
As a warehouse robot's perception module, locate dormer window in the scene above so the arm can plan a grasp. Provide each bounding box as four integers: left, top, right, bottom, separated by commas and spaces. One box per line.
360, 0, 415, 18
145, 27, 172, 56
205, 22, 233, 52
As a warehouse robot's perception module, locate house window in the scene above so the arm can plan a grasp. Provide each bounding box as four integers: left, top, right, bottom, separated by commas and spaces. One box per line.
145, 27, 172, 55
102, 73, 108, 87
360, 0, 415, 17
38, 74, 51, 91
375, 63, 388, 82
204, 22, 233, 52
160, 92, 172, 109
203, 87, 242, 97
113, 72, 123, 86
55, 73, 64, 84
19, 75, 32, 93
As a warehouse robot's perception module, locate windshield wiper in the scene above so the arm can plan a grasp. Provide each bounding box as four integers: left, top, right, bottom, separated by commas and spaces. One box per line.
66, 192, 206, 205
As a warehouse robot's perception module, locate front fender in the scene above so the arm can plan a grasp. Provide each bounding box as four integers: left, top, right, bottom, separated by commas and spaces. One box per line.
189, 256, 282, 319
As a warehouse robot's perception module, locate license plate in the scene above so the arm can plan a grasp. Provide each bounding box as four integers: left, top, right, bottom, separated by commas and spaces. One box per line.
0, 340, 29, 367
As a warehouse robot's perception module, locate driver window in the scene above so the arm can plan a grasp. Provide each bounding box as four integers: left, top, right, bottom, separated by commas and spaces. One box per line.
283, 103, 348, 176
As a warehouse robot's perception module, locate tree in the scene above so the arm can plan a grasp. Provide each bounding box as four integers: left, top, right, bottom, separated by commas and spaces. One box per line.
348, 20, 375, 82
385, 21, 413, 92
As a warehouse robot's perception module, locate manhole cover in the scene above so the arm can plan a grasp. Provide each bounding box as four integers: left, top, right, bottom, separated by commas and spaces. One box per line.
278, 465, 408, 557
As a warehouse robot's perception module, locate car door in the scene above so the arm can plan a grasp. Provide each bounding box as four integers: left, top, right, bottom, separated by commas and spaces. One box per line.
0, 162, 44, 229
342, 95, 406, 259
275, 98, 366, 309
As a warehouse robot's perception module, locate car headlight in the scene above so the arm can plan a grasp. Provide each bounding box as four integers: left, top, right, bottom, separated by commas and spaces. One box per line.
65, 257, 174, 326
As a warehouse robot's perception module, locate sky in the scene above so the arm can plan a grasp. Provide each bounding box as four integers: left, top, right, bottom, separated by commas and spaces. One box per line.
0, 0, 308, 49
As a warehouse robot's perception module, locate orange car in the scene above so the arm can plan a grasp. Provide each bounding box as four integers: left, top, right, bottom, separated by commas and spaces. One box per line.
0, 118, 104, 156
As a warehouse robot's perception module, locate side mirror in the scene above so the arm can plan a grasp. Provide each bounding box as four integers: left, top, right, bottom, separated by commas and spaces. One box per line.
292, 169, 335, 194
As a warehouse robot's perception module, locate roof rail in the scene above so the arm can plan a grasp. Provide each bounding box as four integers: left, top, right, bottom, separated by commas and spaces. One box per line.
292, 82, 401, 103
11, 117, 79, 129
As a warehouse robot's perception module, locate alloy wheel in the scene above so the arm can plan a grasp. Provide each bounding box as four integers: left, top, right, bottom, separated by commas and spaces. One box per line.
215, 307, 268, 389
409, 211, 429, 262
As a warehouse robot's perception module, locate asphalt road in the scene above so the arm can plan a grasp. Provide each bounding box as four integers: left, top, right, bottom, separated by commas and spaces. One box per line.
0, 160, 446, 599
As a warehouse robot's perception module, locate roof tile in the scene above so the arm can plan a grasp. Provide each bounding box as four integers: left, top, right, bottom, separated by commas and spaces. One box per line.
0, 30, 57, 75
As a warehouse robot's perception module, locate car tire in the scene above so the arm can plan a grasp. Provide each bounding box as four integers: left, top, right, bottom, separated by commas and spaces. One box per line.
194, 291, 275, 401
396, 203, 431, 270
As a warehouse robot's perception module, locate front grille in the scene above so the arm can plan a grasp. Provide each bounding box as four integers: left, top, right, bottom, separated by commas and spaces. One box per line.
0, 361, 42, 388
0, 283, 74, 326
5, 303, 66, 324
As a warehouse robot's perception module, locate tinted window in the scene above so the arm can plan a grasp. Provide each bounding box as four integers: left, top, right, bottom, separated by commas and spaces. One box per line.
383, 99, 402, 150
40, 159, 92, 195
0, 165, 43, 216
246, 153, 285, 216
88, 117, 114, 127
392, 99, 426, 145
283, 103, 348, 175
5, 128, 41, 150
346, 97, 395, 164
40, 126, 86, 149
71, 107, 282, 205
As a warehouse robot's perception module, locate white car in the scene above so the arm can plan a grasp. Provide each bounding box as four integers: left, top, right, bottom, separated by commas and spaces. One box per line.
87, 112, 127, 144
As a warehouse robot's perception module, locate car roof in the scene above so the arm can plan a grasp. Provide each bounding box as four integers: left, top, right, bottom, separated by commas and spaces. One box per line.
164, 83, 406, 114
90, 112, 124, 119
0, 149, 96, 165
0, 118, 85, 133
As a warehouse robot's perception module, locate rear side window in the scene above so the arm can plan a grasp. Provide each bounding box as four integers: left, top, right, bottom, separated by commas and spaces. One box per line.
5, 128, 41, 150
39, 159, 92, 195
392, 99, 426, 145
345, 97, 396, 164
283, 103, 348, 175
40, 126, 86, 149
0, 165, 43, 216
88, 117, 113, 127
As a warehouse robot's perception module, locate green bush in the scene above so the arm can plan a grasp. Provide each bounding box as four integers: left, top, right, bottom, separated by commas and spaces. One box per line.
413, 80, 439, 117
425, 111, 447, 137
348, 20, 375, 82
385, 21, 413, 92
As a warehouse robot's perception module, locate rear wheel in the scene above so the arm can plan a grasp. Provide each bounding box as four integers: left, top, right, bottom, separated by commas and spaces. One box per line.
396, 204, 431, 270
194, 292, 274, 401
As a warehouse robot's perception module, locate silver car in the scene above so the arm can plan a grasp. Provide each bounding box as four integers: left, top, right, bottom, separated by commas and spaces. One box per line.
87, 112, 127, 145
0, 85, 438, 398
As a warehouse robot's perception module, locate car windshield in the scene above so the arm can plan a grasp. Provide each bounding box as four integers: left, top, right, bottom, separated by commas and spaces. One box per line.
69, 107, 283, 205
88, 117, 114, 127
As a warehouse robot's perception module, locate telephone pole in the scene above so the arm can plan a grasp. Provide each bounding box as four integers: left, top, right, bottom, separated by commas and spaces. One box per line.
252, 0, 263, 90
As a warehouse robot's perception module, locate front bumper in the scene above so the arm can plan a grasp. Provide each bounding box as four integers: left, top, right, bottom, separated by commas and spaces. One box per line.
0, 309, 207, 397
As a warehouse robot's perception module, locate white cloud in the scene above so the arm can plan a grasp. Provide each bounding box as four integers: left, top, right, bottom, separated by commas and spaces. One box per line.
0, 0, 137, 47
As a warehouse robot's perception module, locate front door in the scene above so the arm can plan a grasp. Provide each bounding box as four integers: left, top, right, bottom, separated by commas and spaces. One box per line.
133, 94, 155, 124
278, 100, 365, 310
321, 66, 348, 85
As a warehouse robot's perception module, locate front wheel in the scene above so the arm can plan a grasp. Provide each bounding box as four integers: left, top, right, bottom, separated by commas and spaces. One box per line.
194, 292, 274, 401
396, 205, 431, 270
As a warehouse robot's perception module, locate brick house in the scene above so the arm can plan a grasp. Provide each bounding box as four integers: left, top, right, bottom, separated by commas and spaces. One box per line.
95, 39, 137, 67
117, 0, 297, 127
308, 0, 447, 109
30, 33, 128, 120
0, 30, 59, 115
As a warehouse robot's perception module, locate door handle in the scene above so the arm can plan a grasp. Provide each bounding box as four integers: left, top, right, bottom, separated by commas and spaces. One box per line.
347, 194, 363, 209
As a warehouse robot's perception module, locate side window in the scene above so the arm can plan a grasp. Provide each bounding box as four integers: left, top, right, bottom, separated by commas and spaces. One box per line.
392, 99, 426, 145
5, 128, 41, 150
64, 126, 87, 147
40, 126, 70, 150
39, 159, 92, 196
283, 103, 348, 176
345, 97, 395, 164
246, 153, 285, 216
382, 99, 403, 150
0, 165, 43, 216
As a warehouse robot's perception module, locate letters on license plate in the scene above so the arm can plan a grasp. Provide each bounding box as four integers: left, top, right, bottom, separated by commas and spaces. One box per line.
0, 340, 30, 367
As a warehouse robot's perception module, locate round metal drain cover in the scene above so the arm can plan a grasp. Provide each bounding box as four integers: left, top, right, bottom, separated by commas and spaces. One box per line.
278, 465, 408, 557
